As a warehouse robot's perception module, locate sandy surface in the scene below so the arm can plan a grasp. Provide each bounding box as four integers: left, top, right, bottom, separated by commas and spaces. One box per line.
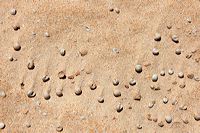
0, 0, 200, 132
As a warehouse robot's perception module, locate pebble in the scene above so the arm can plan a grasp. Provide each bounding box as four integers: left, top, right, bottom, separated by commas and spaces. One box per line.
150, 84, 160, 91
172, 99, 178, 105
179, 104, 187, 110
27, 60, 35, 70
158, 121, 164, 127
43, 91, 50, 100
187, 73, 194, 79
0, 122, 5, 129
116, 103, 123, 112
136, 124, 142, 129
129, 79, 136, 86
165, 115, 172, 123
0, 90, 6, 98
175, 49, 181, 55
154, 33, 161, 41
90, 83, 97, 90
112, 48, 120, 54
171, 35, 179, 43
152, 48, 159, 55
56, 126, 63, 132
25, 122, 31, 128
182, 117, 189, 124
13, 23, 20, 31
152, 74, 158, 82
133, 90, 141, 100
163, 97, 168, 104
115, 8, 120, 14
178, 72, 184, 78
112, 79, 119, 86
135, 64, 142, 73
44, 32, 50, 37
113, 89, 121, 97
58, 71, 66, 79
179, 82, 186, 88
56, 90, 63, 97
42, 75, 50, 82
194, 113, 200, 121
13, 42, 21, 51
58, 48, 66, 56
8, 56, 14, 61
168, 69, 174, 75
27, 90, 36, 98
10, 8, 17, 15
160, 70, 165, 76
194, 77, 200, 82
109, 8, 114, 12
153, 118, 158, 122
97, 96, 104, 103
186, 53, 192, 59
148, 100, 156, 108
75, 87, 82, 95
79, 49, 88, 56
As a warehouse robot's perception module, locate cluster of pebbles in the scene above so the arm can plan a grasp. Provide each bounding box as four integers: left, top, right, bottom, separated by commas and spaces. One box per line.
1, 8, 200, 132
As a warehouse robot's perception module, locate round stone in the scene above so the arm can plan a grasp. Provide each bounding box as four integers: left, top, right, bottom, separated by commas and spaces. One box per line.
112, 79, 119, 86
27, 90, 36, 98
0, 90, 6, 98
154, 33, 161, 41
0, 122, 5, 129
168, 69, 174, 75
178, 72, 184, 78
56, 90, 63, 97
44, 32, 50, 37
116, 103, 123, 112
56, 126, 63, 132
13, 24, 20, 31
135, 64, 142, 73
152, 74, 158, 82
194, 113, 200, 121
42, 75, 50, 82
59, 48, 65, 56
43, 91, 50, 100
97, 96, 104, 103
160, 70, 165, 76
172, 35, 179, 43
75, 87, 82, 95
113, 89, 121, 97
90, 83, 97, 90
27, 60, 35, 70
8, 56, 14, 61
79, 49, 88, 56
136, 124, 142, 129
163, 97, 168, 104
165, 115, 172, 123
58, 71, 66, 79
175, 49, 181, 55
129, 79, 136, 86
13, 42, 21, 51
10, 8, 17, 15
152, 48, 159, 55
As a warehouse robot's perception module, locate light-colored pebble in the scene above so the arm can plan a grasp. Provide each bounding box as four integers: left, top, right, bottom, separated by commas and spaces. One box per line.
168, 69, 174, 75
163, 97, 168, 104
178, 72, 184, 78
112, 79, 119, 86
133, 90, 141, 100
42, 75, 50, 82
150, 84, 160, 91
8, 56, 14, 61
44, 32, 50, 37
59, 48, 65, 56
10, 8, 17, 15
154, 33, 161, 41
43, 91, 50, 100
175, 49, 181, 55
97, 96, 104, 103
0, 122, 5, 129
179, 104, 187, 110
90, 83, 97, 90
182, 117, 189, 124
113, 89, 121, 97
79, 49, 88, 56
152, 48, 159, 55
116, 103, 123, 112
148, 100, 156, 108
56, 126, 63, 132
129, 79, 136, 86
135, 64, 142, 73
160, 70, 165, 76
75, 87, 82, 95
58, 71, 66, 79
27, 90, 36, 98
194, 76, 200, 82
172, 35, 179, 43
13, 42, 21, 51
0, 90, 6, 98
152, 74, 158, 82
27, 60, 35, 70
136, 124, 142, 129
56, 90, 63, 97
194, 113, 200, 121
165, 115, 172, 123
112, 48, 119, 54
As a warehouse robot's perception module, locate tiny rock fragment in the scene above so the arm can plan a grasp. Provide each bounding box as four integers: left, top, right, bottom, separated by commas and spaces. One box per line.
133, 89, 141, 100
187, 73, 194, 79
79, 49, 88, 56
58, 71, 66, 79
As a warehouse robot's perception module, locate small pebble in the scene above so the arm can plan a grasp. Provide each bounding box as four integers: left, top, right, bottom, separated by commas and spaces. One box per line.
135, 64, 142, 73
168, 69, 174, 75
112, 48, 119, 54
113, 89, 121, 97
27, 60, 35, 70
194, 76, 200, 82
8, 56, 14, 61
10, 8, 17, 15
163, 97, 168, 104
179, 104, 187, 110
42, 75, 50, 82
90, 83, 97, 90
148, 100, 156, 108
79, 49, 88, 56
165, 115, 172, 123
58, 71, 66, 79
129, 79, 136, 86
182, 117, 189, 124
112, 79, 119, 86
43, 91, 50, 100
56, 90, 63, 97
13, 23, 20, 31
186, 53, 192, 59
150, 84, 160, 91
136, 124, 142, 129
152, 48, 159, 56
44, 32, 50, 37
172, 99, 178, 105
27, 90, 36, 98
187, 73, 194, 79
115, 8, 120, 14
97, 96, 104, 103
154, 33, 161, 41
194, 113, 200, 121
133, 90, 141, 100
152, 74, 158, 82
160, 70, 165, 76
0, 90, 6, 98
178, 72, 184, 78
172, 35, 179, 43
13, 42, 21, 51
59, 48, 65, 56
56, 126, 63, 132
0, 122, 5, 129
153, 118, 158, 122
25, 122, 31, 128
175, 49, 182, 55
158, 121, 164, 127
116, 103, 123, 112
179, 82, 186, 88
109, 8, 114, 12
75, 87, 82, 95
